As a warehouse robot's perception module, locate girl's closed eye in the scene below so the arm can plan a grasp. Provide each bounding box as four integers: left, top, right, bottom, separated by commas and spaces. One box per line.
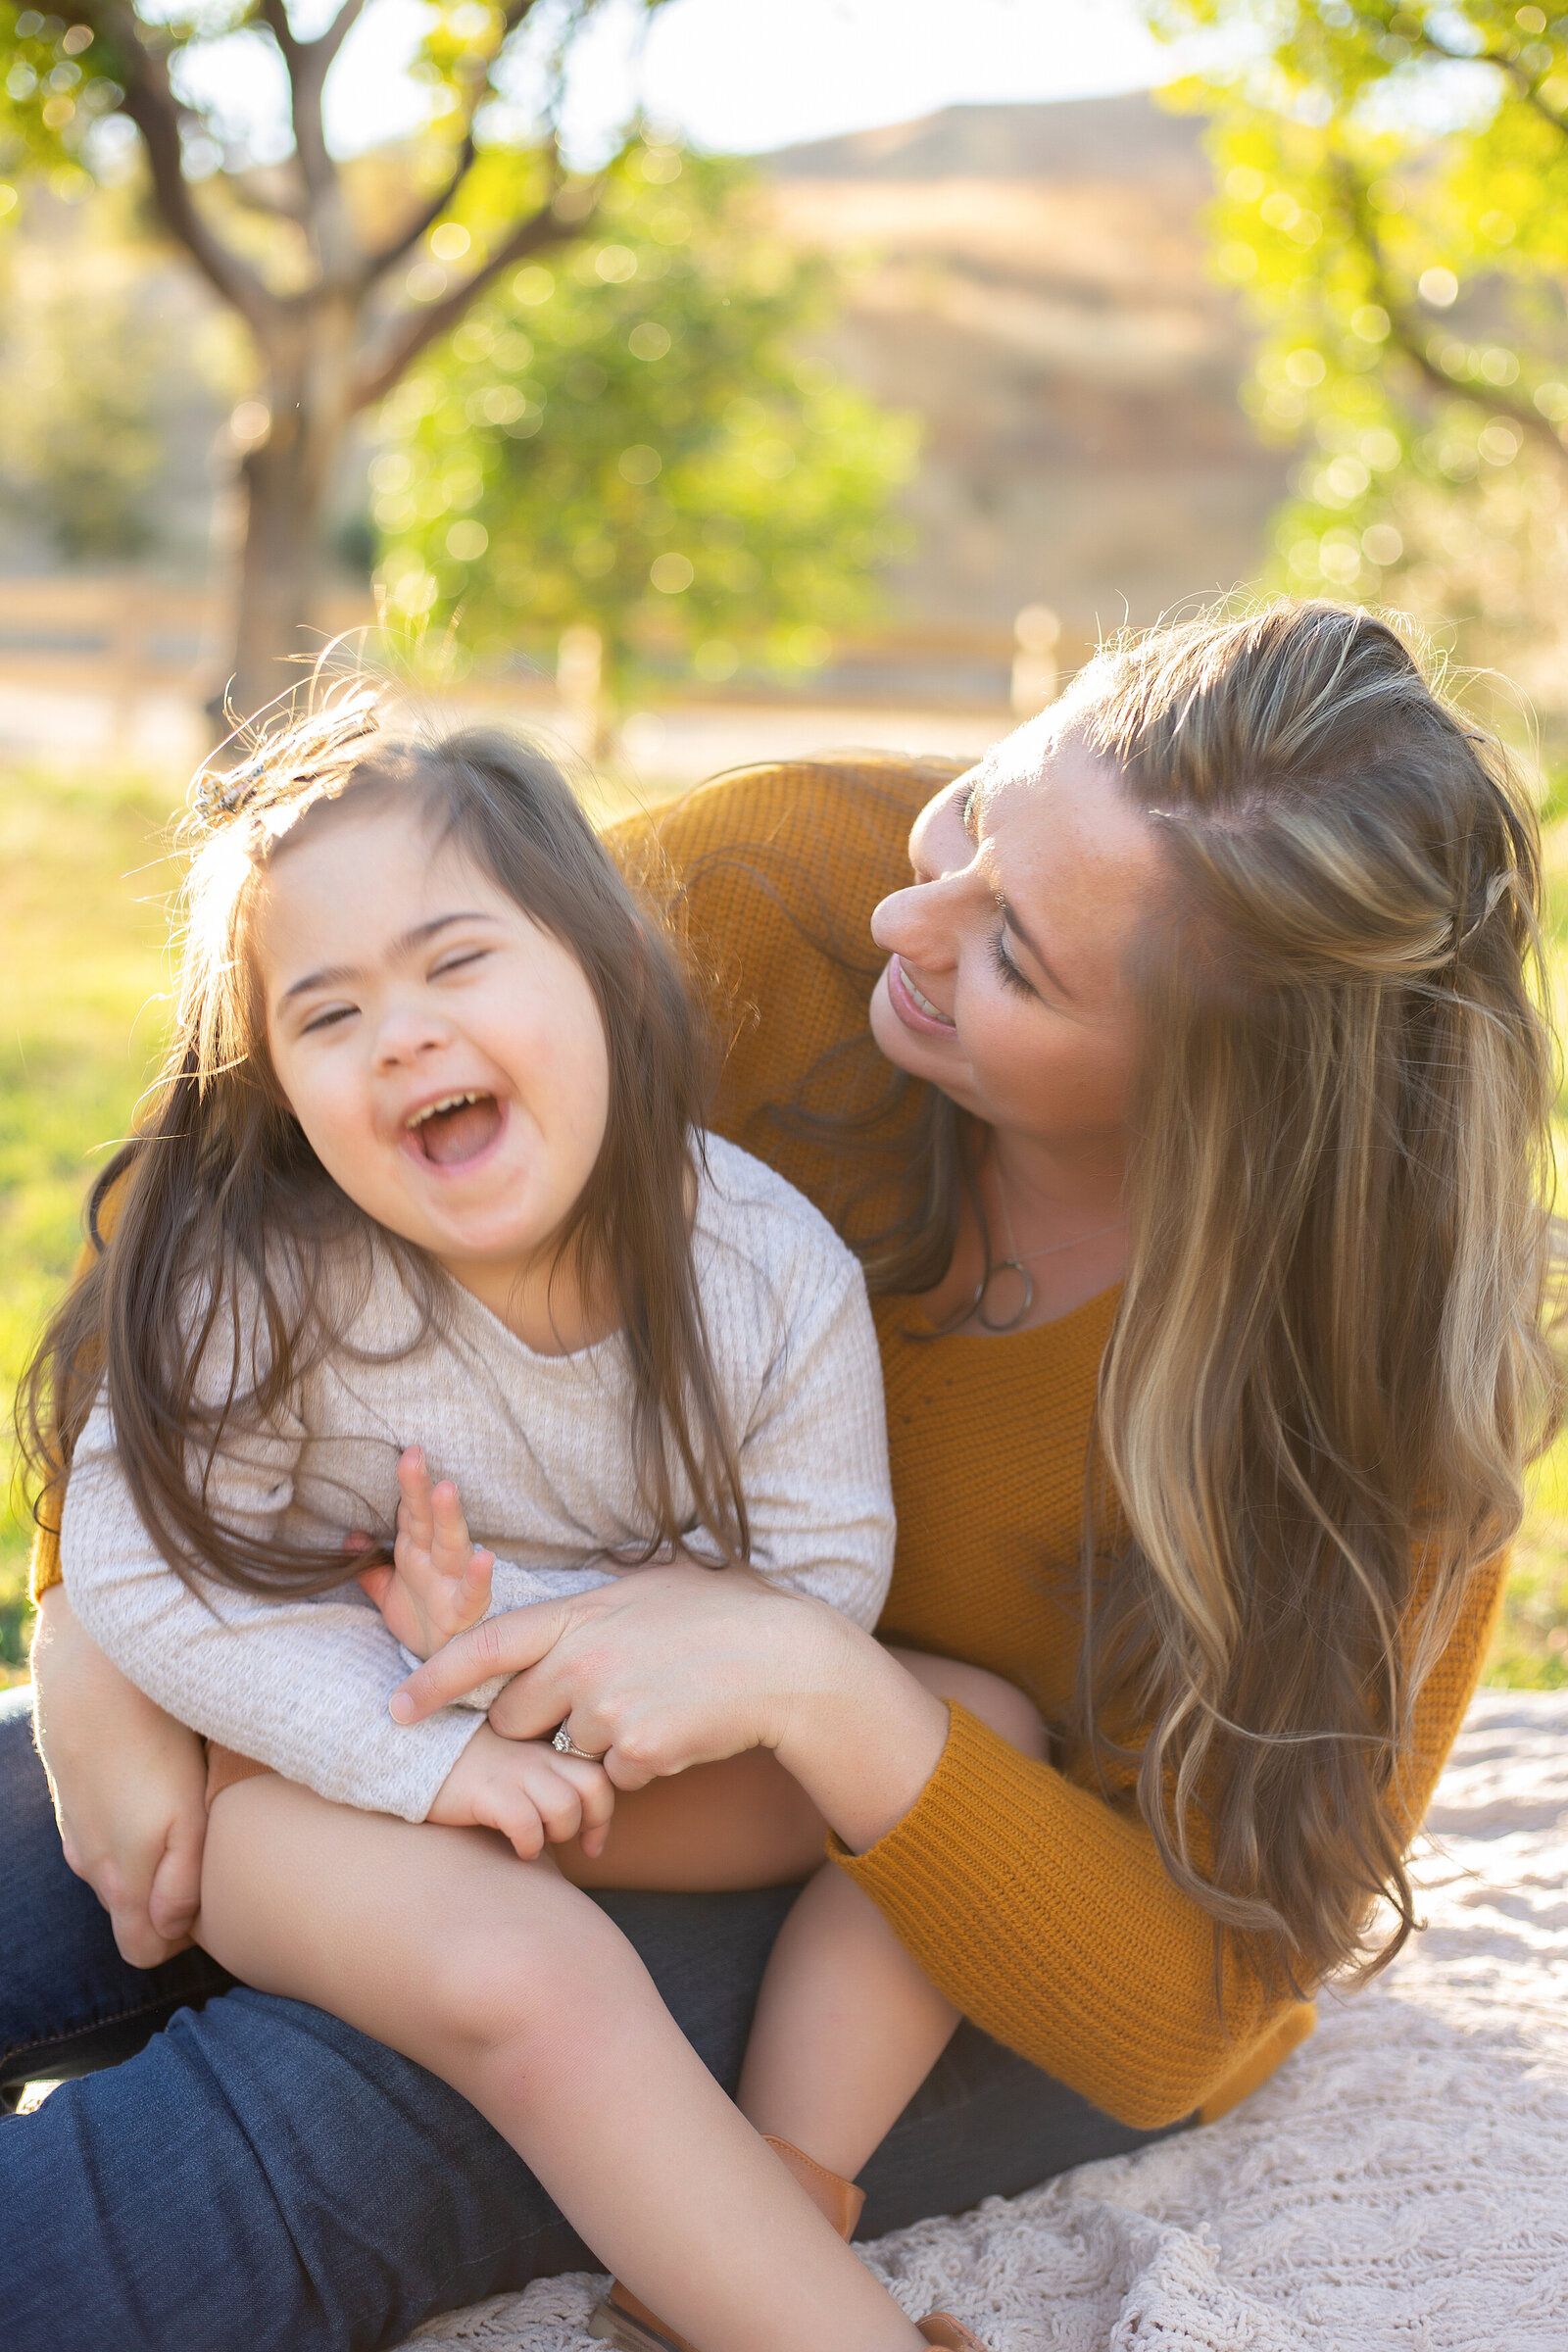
430, 947, 490, 980
302, 1002, 359, 1036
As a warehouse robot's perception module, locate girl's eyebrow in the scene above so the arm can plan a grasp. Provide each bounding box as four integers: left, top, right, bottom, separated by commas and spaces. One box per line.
278, 911, 498, 1006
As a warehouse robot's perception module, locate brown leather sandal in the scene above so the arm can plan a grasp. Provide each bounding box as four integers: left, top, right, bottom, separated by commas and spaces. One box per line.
584, 2138, 992, 2350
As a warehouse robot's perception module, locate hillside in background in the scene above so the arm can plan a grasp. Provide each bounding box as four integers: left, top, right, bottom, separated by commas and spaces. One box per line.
0, 95, 1284, 714
765, 94, 1286, 694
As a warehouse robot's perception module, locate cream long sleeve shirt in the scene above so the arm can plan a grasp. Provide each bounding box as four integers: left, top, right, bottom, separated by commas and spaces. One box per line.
60, 1136, 894, 1823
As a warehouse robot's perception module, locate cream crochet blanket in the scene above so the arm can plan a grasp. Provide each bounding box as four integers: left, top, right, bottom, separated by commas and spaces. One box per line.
411, 1689, 1568, 2352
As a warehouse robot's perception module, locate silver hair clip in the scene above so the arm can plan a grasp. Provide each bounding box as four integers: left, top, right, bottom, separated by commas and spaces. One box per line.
187, 686, 384, 829
191, 748, 273, 823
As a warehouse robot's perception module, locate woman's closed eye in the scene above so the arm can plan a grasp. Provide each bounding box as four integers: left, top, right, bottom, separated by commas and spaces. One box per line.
991, 930, 1036, 998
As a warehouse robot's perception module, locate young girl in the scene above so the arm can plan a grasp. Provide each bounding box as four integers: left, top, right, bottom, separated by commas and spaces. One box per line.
37, 696, 1018, 2352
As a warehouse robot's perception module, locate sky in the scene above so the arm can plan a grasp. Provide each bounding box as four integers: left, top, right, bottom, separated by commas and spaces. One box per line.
310, 0, 1188, 165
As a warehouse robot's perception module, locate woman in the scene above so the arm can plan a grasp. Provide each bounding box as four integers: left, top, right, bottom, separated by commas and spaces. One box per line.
3, 602, 1551, 2352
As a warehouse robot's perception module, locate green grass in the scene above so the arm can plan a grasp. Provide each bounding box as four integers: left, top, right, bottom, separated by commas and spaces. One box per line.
3, 760, 1568, 1691
0, 761, 181, 1685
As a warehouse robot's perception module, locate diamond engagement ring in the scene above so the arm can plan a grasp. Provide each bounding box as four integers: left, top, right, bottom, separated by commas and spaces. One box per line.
552, 1723, 609, 1763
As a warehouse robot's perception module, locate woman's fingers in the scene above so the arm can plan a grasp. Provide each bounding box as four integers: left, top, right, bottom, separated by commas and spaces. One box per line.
146, 1810, 205, 1949
390, 1598, 573, 1719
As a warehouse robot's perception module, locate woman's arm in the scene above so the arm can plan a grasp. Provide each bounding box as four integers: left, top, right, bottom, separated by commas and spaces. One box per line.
394, 1550, 1507, 2130
29, 1582, 209, 1967
391, 1569, 951, 1851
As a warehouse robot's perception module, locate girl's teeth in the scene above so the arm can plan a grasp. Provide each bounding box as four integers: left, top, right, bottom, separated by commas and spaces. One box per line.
409, 1091, 484, 1129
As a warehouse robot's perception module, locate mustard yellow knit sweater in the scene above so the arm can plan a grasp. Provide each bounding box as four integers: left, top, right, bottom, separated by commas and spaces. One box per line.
34, 753, 1504, 2132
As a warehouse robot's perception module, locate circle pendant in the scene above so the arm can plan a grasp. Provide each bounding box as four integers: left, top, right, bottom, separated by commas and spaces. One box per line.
976, 1260, 1034, 1333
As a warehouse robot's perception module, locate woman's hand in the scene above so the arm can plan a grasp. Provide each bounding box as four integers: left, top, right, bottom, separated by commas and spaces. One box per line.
30, 1584, 210, 1967
391, 1562, 953, 1855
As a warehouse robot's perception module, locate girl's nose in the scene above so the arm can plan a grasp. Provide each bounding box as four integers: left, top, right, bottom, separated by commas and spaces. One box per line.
371, 1000, 452, 1070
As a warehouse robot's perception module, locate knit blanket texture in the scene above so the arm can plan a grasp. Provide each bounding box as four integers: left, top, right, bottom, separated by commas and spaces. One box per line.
410, 1689, 1568, 2352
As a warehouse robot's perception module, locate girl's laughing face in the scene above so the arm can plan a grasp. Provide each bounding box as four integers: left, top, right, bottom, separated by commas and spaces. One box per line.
256, 799, 611, 1313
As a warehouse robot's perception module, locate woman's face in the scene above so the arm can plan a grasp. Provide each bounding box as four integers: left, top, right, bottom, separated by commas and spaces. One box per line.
868, 725, 1162, 1154
254, 801, 611, 1296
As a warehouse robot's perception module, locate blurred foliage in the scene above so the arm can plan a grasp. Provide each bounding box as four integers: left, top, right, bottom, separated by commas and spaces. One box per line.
0, 3, 681, 703
0, 4, 115, 196
0, 261, 162, 556
1148, 1, 1568, 724
373, 136, 918, 694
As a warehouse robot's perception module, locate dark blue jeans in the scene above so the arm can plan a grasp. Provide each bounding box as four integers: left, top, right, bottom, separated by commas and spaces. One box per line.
0, 1685, 1185, 2352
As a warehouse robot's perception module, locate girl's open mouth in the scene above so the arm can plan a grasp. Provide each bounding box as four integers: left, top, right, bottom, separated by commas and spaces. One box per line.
405, 1091, 505, 1168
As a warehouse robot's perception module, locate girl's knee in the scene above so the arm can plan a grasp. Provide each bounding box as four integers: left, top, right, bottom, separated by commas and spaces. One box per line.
423, 1878, 633, 2061
889, 1649, 1050, 1759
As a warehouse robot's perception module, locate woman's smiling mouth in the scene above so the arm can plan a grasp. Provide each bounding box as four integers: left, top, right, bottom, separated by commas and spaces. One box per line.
404, 1091, 506, 1167
887, 955, 957, 1037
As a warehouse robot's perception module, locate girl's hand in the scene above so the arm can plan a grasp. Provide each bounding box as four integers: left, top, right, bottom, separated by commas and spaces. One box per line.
427, 1723, 615, 1861
391, 1562, 953, 1854
29, 1584, 210, 1967
356, 1446, 495, 1660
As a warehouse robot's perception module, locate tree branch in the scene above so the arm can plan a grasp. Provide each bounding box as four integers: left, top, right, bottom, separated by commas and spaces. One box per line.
1343, 162, 1568, 469
349, 191, 593, 412
263, 0, 363, 263
361, 0, 541, 277
1406, 21, 1568, 139
85, 0, 275, 333
365, 126, 480, 276
313, 0, 368, 77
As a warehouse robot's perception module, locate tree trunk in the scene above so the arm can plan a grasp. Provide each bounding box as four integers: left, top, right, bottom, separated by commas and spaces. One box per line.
227, 294, 360, 724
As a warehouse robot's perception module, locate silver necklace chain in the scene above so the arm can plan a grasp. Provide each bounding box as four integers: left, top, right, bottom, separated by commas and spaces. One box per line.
970, 1173, 1128, 1334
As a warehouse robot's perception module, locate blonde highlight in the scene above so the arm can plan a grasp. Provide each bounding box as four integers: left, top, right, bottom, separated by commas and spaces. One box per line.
1074, 601, 1559, 1991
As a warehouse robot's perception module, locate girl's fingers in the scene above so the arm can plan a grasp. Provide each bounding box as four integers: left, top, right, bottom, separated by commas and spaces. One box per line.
396, 1446, 435, 1546
494, 1796, 547, 1862
429, 1479, 474, 1574
355, 1563, 394, 1609
529, 1771, 585, 1847
564, 1761, 616, 1858
459, 1547, 495, 1620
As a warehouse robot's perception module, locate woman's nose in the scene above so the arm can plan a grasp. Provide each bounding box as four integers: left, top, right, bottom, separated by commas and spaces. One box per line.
870, 877, 957, 971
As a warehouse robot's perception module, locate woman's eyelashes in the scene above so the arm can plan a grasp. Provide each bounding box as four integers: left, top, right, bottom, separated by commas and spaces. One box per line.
991, 930, 1035, 997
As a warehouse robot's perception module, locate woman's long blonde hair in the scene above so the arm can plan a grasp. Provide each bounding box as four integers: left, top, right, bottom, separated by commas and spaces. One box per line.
1071, 601, 1559, 1990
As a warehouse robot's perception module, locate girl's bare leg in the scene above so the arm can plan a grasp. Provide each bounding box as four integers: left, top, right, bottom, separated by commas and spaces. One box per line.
559, 1745, 827, 1892
200, 1776, 923, 2352
738, 1651, 1051, 2183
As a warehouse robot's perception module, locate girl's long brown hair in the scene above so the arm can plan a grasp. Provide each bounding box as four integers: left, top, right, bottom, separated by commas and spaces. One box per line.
1071, 602, 1560, 1991
23, 696, 746, 1596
